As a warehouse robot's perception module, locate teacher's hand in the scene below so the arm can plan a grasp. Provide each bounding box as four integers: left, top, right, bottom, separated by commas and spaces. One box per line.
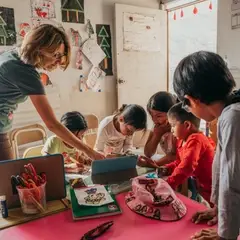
190, 229, 219, 240
87, 149, 105, 160
192, 207, 218, 225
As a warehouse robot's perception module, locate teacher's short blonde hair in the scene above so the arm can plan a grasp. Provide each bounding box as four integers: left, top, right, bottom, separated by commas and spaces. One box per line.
20, 24, 71, 70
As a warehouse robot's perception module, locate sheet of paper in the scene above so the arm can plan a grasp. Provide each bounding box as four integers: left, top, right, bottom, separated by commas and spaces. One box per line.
80, 66, 105, 92
123, 12, 161, 52
82, 39, 106, 66
74, 185, 114, 207
86, 66, 105, 91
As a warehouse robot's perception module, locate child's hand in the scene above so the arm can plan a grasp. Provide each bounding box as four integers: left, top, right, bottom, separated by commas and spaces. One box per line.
84, 158, 92, 165
138, 156, 159, 168
153, 123, 170, 136
156, 167, 169, 177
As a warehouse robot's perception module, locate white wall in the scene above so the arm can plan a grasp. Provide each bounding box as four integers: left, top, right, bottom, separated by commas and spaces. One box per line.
217, 0, 240, 88
0, 0, 159, 128
168, 0, 217, 93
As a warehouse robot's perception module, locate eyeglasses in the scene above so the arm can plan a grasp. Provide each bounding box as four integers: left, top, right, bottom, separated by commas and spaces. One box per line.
181, 98, 191, 112
53, 52, 66, 60
42, 52, 66, 61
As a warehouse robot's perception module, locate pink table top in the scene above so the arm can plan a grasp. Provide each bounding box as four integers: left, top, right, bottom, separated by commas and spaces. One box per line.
0, 193, 215, 240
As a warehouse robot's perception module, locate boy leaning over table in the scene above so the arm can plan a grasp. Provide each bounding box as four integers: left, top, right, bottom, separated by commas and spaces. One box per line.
173, 51, 240, 240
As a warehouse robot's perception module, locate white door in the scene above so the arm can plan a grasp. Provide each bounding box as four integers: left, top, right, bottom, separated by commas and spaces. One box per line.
115, 4, 167, 115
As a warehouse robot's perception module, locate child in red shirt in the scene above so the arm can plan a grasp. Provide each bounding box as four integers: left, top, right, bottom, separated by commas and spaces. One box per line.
158, 103, 215, 204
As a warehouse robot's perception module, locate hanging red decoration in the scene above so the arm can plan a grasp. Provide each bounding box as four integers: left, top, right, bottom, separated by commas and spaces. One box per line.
209, 1, 212, 10
173, 11, 176, 20
180, 9, 184, 18
193, 5, 198, 15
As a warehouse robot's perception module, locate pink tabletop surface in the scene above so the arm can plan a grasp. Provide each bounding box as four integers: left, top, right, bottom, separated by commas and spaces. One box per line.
0, 193, 215, 240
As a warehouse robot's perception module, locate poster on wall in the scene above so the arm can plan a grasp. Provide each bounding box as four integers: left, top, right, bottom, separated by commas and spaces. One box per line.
70, 28, 82, 46
0, 7, 16, 46
61, 0, 85, 24
96, 24, 113, 76
19, 23, 31, 38
231, 12, 240, 29
31, 0, 56, 19
123, 12, 161, 52
232, 0, 240, 11
80, 66, 105, 92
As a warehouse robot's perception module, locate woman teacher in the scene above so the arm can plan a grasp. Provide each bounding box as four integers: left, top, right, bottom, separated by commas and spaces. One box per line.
0, 24, 104, 161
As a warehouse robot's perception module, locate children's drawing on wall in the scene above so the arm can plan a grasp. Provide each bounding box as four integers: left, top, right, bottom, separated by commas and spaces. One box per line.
40, 72, 52, 87
86, 19, 94, 38
61, 0, 84, 24
70, 28, 82, 46
79, 67, 105, 92
96, 25, 113, 76
82, 39, 106, 66
31, 0, 56, 19
19, 23, 31, 38
0, 7, 16, 46
76, 47, 83, 70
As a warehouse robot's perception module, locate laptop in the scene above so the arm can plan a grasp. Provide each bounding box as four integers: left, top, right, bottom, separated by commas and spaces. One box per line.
91, 155, 138, 184
0, 154, 66, 208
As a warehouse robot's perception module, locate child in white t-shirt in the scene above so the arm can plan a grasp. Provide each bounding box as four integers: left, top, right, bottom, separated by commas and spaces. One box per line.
95, 104, 147, 156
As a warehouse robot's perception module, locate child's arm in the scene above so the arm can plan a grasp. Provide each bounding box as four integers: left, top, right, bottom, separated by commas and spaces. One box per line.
144, 124, 167, 157
164, 158, 181, 175
94, 123, 108, 154
123, 136, 133, 154
166, 139, 202, 190
155, 154, 176, 167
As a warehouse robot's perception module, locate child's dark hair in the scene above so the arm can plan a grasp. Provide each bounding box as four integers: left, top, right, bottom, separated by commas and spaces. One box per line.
168, 103, 200, 129
60, 111, 87, 133
147, 91, 176, 113
173, 51, 236, 105
117, 104, 147, 130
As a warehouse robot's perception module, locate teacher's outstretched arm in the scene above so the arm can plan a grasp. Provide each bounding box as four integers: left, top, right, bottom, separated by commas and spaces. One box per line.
30, 95, 104, 160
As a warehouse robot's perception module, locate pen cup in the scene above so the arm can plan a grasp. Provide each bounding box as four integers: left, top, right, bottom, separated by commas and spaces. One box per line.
17, 182, 47, 214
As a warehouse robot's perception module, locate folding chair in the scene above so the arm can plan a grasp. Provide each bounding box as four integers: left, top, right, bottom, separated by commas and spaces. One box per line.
10, 123, 47, 158
23, 145, 44, 158
84, 114, 99, 148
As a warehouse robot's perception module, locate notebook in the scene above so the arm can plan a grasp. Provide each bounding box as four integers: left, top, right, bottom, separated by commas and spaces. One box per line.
70, 186, 121, 220
91, 155, 138, 184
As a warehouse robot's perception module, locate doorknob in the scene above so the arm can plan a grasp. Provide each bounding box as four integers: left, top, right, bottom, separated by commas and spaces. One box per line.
118, 78, 125, 84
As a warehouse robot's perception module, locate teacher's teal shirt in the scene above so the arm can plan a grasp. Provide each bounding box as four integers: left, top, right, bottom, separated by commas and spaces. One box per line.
0, 50, 45, 133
